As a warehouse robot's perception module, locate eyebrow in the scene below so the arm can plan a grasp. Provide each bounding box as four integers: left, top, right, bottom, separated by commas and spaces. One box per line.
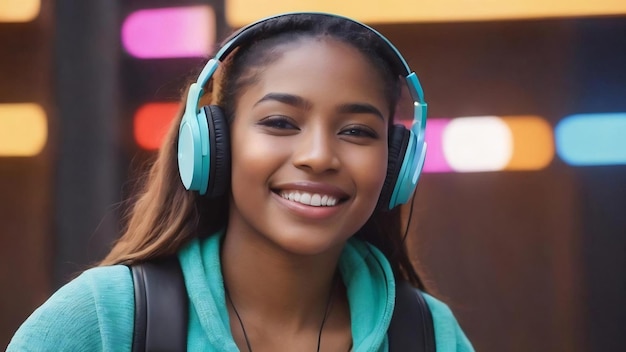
337, 103, 384, 121
254, 92, 384, 120
254, 93, 312, 110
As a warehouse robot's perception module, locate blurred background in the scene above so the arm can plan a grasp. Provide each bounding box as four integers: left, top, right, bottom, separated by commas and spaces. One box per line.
1, 0, 625, 350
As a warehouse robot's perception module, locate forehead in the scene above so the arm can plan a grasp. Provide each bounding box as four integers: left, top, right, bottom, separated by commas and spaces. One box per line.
238, 38, 389, 111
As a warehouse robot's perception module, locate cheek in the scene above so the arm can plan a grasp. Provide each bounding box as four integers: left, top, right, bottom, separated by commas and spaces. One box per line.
229, 123, 285, 191
230, 131, 264, 185
353, 147, 389, 196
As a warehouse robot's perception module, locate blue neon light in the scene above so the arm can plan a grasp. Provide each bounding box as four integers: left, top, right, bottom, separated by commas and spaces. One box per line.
555, 113, 626, 166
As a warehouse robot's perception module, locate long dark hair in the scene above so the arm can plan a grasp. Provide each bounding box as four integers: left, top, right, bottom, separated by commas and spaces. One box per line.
101, 13, 427, 291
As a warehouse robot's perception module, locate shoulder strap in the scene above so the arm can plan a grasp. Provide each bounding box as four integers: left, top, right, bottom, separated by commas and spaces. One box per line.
129, 257, 188, 352
129, 260, 432, 351
388, 280, 436, 352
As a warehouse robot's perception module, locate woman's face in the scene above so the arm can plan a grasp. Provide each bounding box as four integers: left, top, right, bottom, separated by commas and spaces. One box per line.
227, 38, 390, 256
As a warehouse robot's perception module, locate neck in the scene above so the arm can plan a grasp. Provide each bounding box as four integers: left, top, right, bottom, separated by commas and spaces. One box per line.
220, 228, 344, 329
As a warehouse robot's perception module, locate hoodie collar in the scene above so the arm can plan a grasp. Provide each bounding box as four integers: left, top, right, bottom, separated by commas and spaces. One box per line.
178, 231, 395, 352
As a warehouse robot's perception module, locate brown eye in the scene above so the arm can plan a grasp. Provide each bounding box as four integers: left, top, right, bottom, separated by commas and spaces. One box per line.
258, 116, 299, 130
340, 126, 378, 139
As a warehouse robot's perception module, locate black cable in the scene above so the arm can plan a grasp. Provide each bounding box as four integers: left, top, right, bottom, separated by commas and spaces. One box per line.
402, 190, 418, 244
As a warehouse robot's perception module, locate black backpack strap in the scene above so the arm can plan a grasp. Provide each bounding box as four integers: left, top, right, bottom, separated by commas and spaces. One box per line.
388, 280, 436, 352
129, 257, 188, 352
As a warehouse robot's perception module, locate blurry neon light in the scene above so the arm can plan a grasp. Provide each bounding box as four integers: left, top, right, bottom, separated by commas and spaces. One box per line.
400, 116, 555, 172
501, 116, 554, 170
555, 113, 626, 166
134, 103, 180, 150
122, 6, 215, 59
443, 116, 513, 172
0, 103, 47, 156
226, 0, 626, 26
0, 0, 40, 22
422, 119, 452, 172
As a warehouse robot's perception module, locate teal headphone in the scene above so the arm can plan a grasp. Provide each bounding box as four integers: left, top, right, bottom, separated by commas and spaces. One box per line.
177, 12, 427, 210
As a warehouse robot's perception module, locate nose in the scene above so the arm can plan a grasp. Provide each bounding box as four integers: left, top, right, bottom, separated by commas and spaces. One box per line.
292, 125, 341, 174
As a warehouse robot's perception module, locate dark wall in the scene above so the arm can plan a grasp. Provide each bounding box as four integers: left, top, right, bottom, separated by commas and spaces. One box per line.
378, 18, 626, 351
572, 18, 626, 351
0, 0, 55, 347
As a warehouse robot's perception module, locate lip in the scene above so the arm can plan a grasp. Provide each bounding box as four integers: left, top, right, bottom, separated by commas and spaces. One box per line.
270, 181, 350, 220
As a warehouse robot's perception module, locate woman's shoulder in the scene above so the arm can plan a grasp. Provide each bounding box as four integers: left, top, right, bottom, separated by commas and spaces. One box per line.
422, 293, 475, 352
79, 264, 135, 295
7, 265, 135, 351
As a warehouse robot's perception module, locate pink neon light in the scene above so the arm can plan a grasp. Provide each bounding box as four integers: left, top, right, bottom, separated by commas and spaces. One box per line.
398, 118, 451, 172
122, 6, 215, 59
422, 119, 452, 172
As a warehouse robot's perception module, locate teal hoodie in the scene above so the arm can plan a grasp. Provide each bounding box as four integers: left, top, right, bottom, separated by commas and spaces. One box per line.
8, 233, 473, 351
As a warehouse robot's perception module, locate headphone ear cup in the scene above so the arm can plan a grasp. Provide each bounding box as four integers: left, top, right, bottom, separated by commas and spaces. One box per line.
178, 102, 209, 193
204, 105, 231, 198
377, 125, 410, 211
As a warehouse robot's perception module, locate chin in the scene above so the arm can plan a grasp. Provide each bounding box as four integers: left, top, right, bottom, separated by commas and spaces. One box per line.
268, 228, 349, 257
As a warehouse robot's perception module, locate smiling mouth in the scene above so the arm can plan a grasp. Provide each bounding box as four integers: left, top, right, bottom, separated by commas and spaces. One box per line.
277, 190, 344, 207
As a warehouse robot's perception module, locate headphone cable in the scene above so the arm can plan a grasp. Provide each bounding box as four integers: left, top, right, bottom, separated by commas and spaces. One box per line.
402, 190, 418, 244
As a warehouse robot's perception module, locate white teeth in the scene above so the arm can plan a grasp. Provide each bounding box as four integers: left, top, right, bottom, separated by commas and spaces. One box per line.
280, 191, 340, 207
311, 194, 321, 206
300, 193, 311, 204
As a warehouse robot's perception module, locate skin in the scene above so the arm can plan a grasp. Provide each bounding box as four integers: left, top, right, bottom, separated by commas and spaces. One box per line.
221, 37, 391, 351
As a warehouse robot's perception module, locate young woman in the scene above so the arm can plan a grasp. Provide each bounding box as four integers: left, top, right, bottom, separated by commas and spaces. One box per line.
8, 12, 473, 351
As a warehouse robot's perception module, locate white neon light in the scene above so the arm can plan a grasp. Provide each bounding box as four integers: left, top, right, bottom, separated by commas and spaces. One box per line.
442, 116, 513, 172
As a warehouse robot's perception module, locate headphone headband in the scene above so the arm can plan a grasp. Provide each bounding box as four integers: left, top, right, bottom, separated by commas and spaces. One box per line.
214, 13, 412, 75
